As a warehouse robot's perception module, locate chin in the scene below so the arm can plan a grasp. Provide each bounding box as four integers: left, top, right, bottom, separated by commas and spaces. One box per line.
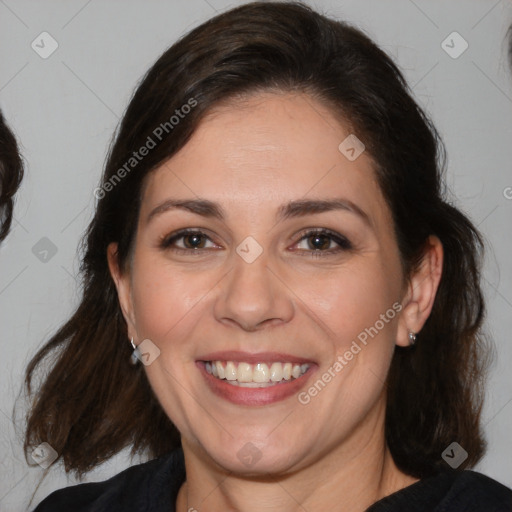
215, 451, 296, 476
200, 435, 309, 477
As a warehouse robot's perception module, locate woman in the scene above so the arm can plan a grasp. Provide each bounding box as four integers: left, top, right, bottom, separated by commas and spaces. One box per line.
25, 2, 512, 511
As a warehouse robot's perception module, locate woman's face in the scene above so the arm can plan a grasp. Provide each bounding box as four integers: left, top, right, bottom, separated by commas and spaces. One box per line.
111, 92, 415, 475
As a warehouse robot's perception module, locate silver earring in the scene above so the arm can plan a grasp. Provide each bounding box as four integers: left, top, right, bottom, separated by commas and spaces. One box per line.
408, 331, 417, 345
130, 337, 141, 365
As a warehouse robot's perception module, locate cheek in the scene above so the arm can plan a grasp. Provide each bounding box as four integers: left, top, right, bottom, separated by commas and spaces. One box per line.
300, 260, 401, 346
301, 263, 400, 413
130, 262, 206, 348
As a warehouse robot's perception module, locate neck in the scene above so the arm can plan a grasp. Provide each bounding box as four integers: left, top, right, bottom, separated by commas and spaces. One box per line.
176, 401, 418, 512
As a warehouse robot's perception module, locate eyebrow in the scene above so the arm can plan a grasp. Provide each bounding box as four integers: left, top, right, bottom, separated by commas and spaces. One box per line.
146, 197, 371, 227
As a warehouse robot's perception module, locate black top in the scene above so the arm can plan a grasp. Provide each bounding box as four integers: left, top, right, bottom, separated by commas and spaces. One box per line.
33, 448, 512, 511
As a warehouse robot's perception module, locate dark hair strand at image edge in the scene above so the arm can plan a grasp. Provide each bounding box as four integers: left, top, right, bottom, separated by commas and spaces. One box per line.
0, 109, 24, 243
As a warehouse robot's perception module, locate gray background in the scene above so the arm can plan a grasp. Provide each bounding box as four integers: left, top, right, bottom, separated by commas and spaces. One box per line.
1, 0, 511, 510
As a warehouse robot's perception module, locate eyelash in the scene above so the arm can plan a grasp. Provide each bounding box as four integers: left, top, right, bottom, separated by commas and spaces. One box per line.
159, 228, 353, 258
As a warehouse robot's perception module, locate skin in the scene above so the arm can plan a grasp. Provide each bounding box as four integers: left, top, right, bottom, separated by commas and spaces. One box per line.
108, 92, 443, 512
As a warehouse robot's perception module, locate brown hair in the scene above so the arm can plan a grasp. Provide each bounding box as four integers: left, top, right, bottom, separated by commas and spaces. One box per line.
23, 1, 490, 480
0, 109, 24, 242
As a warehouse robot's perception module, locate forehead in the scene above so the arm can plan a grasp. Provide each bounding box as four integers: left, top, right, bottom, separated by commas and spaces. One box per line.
140, 92, 389, 227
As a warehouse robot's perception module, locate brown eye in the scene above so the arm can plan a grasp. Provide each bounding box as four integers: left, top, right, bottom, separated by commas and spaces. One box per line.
160, 229, 218, 253
306, 233, 332, 251
180, 232, 207, 249
293, 229, 352, 257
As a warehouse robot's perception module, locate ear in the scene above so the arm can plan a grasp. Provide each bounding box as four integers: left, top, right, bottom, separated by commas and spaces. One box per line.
396, 235, 443, 347
107, 242, 137, 340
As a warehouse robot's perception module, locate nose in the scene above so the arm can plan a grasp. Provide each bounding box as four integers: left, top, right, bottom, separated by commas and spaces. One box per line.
213, 248, 294, 331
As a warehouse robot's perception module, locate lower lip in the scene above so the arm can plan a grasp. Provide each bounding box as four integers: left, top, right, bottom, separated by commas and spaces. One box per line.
197, 361, 316, 406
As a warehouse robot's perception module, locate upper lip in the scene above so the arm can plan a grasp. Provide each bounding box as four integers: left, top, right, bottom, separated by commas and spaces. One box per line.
197, 351, 315, 365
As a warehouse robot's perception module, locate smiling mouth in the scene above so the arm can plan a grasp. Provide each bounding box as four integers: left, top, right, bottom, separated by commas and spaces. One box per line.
203, 360, 310, 387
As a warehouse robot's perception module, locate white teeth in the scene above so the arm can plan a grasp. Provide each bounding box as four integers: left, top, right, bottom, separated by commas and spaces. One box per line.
215, 361, 225, 379
237, 362, 252, 382
253, 363, 270, 383
269, 362, 283, 382
205, 360, 310, 384
225, 361, 237, 381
